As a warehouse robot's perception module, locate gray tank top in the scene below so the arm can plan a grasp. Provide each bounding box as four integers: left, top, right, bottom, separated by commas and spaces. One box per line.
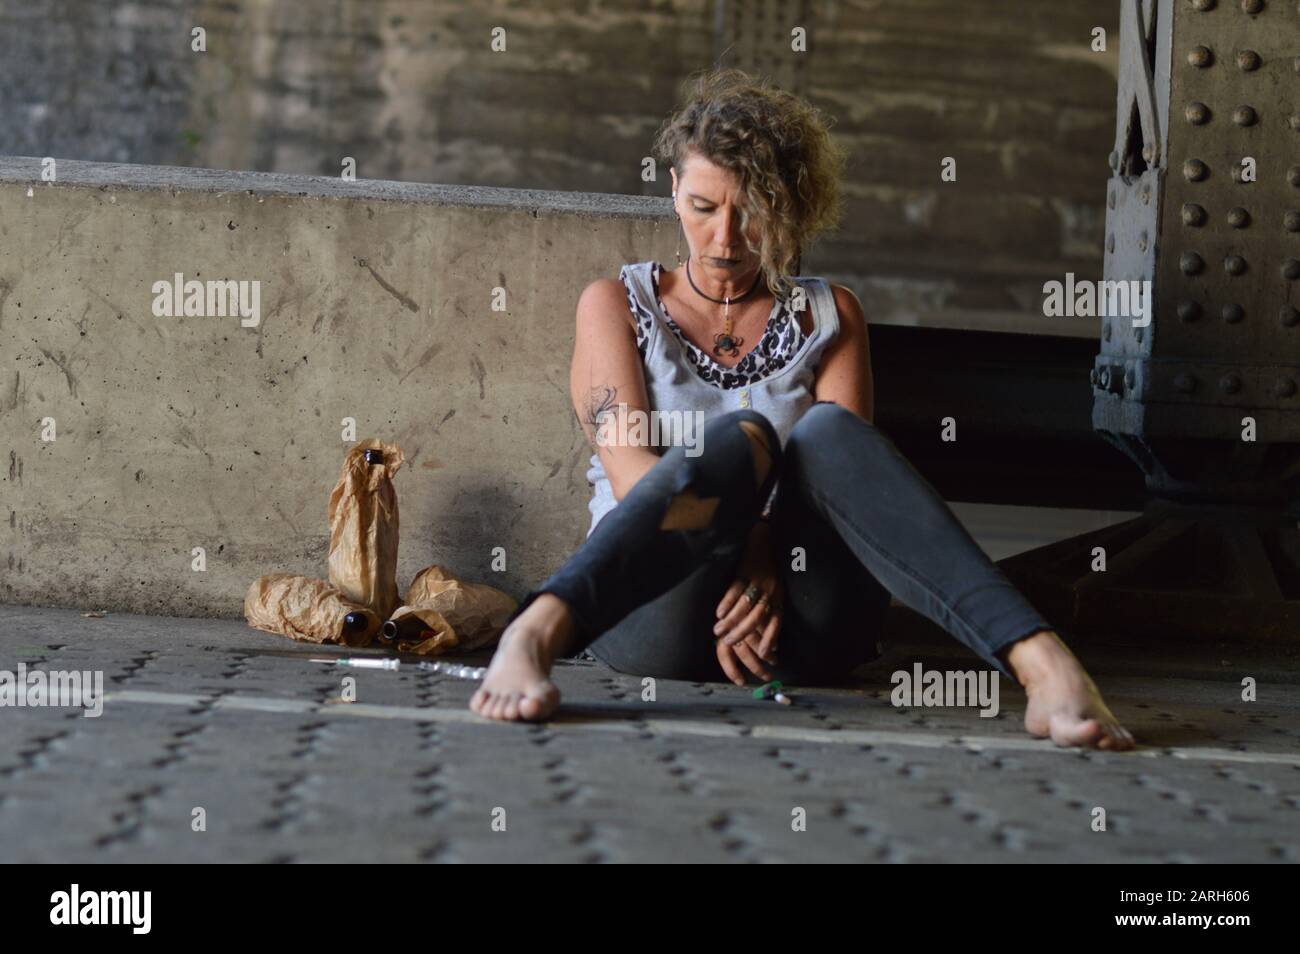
584, 260, 840, 537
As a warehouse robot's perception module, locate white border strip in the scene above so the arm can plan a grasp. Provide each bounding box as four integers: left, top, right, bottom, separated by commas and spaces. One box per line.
99, 691, 1300, 766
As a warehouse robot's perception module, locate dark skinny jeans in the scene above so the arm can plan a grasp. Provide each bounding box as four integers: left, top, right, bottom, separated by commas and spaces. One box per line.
505, 402, 1051, 685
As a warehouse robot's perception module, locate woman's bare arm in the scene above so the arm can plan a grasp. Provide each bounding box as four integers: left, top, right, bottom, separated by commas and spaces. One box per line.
571, 278, 662, 501
812, 283, 874, 424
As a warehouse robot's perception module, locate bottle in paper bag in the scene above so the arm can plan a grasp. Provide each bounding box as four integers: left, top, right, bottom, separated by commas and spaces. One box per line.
378, 604, 459, 654
244, 573, 378, 646
328, 440, 405, 622
388, 564, 518, 655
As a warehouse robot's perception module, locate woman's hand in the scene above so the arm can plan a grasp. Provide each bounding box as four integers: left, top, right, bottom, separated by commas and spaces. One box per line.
712, 521, 784, 686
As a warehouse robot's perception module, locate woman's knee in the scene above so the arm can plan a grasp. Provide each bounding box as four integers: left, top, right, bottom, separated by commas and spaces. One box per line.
718, 409, 780, 484
689, 409, 778, 487
659, 410, 778, 531
790, 400, 883, 448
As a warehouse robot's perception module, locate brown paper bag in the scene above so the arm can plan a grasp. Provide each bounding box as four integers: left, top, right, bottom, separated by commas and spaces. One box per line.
244, 573, 379, 646
328, 439, 404, 622
394, 564, 518, 654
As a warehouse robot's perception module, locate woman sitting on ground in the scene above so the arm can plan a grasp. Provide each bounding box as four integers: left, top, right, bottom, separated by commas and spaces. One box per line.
470, 67, 1134, 752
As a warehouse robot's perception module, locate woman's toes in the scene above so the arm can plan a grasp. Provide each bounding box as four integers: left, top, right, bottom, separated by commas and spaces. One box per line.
1093, 721, 1130, 751
520, 683, 560, 721
501, 694, 521, 721
1052, 715, 1105, 748
471, 681, 559, 722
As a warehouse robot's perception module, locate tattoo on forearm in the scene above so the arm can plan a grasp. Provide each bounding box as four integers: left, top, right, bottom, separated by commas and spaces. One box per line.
582, 384, 618, 448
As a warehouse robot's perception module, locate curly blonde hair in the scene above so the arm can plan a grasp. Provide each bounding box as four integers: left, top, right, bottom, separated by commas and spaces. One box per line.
652, 67, 848, 301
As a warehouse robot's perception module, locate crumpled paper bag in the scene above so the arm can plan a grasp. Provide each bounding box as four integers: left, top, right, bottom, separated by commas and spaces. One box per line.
328, 438, 405, 622
244, 572, 379, 646
381, 564, 518, 655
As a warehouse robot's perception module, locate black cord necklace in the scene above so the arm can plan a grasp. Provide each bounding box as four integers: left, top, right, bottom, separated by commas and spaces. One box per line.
685, 258, 765, 357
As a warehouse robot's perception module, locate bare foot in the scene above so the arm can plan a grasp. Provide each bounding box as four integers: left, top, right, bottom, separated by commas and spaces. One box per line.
1004, 630, 1136, 751
469, 593, 576, 722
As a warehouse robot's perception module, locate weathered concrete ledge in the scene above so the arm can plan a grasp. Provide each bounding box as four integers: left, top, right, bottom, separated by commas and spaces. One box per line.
0, 156, 670, 219
0, 157, 677, 617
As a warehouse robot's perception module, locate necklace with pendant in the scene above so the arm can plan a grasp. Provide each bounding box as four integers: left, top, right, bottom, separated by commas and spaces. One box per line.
685, 258, 764, 357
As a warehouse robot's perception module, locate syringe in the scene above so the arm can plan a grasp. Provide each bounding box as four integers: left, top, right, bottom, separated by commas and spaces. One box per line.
310, 657, 487, 680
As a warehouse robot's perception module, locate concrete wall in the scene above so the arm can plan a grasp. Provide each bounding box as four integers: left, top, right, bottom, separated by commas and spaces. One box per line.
0, 0, 1121, 338
0, 156, 674, 616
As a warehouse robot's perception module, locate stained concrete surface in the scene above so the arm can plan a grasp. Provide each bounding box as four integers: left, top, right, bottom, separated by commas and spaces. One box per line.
1, 603, 1296, 863
0, 157, 674, 620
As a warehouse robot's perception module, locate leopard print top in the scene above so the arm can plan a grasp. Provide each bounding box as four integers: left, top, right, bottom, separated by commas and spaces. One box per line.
623, 261, 806, 390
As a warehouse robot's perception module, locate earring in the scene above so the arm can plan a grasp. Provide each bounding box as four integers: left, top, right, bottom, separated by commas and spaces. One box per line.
672, 192, 683, 267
